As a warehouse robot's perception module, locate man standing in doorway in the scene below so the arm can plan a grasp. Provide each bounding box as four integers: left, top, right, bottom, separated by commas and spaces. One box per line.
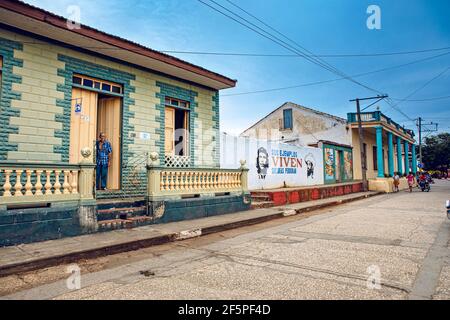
96, 132, 112, 191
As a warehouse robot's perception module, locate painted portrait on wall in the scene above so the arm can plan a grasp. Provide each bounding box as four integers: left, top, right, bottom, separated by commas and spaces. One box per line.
305, 153, 316, 179
256, 147, 269, 180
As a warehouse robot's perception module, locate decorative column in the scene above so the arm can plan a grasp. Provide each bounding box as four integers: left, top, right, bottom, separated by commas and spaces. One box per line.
376, 126, 385, 178
404, 141, 410, 174
411, 144, 417, 174
396, 136, 403, 175
387, 132, 394, 177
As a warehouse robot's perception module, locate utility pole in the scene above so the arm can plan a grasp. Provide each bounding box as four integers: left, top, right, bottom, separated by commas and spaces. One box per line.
418, 117, 422, 165
350, 95, 388, 191
416, 117, 439, 168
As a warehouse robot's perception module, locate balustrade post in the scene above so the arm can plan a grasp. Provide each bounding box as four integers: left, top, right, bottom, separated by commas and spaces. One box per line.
44, 170, 53, 195
14, 170, 23, 197
70, 170, 79, 194
187, 172, 192, 191
24, 170, 33, 196
54, 170, 62, 195
35, 170, 43, 196
63, 170, 71, 194
3, 170, 12, 197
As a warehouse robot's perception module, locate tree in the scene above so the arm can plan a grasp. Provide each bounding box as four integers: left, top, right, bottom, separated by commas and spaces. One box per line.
421, 133, 450, 172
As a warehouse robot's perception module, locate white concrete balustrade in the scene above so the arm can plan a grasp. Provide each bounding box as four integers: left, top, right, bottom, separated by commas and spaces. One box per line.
0, 168, 79, 198
160, 170, 243, 192
0, 157, 95, 207
147, 153, 249, 200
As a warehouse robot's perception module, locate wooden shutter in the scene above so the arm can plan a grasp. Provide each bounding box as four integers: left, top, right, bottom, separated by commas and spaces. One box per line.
165, 107, 175, 155
70, 88, 98, 164
283, 109, 292, 129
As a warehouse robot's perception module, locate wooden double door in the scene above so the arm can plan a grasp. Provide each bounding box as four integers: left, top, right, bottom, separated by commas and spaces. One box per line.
70, 88, 122, 190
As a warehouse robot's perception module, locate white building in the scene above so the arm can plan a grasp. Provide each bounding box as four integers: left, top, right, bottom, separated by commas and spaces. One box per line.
240, 102, 351, 147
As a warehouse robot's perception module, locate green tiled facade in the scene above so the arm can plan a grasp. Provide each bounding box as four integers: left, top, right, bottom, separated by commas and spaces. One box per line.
0, 24, 242, 247
0, 37, 23, 160
0, 27, 222, 198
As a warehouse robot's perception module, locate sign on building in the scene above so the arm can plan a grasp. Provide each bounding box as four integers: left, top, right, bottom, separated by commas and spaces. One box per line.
221, 133, 324, 190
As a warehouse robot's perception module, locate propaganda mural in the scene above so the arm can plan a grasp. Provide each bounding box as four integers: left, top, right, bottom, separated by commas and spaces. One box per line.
221, 134, 324, 190
324, 148, 336, 182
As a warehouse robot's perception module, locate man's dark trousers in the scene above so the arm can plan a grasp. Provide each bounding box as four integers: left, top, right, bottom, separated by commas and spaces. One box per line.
97, 164, 108, 190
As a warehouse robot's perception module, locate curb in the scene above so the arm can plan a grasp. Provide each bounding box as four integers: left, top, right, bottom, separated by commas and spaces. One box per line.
0, 192, 382, 277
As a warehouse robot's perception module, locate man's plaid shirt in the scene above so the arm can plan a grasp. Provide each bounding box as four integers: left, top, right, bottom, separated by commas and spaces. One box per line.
96, 140, 112, 165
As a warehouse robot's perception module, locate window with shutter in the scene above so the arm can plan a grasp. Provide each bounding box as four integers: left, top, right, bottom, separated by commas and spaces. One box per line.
283, 109, 293, 130
165, 107, 175, 155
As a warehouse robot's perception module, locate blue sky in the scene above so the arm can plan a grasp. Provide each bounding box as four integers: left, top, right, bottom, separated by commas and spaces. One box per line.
27, 0, 450, 136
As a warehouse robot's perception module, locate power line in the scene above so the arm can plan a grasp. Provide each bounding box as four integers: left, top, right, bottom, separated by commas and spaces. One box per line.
390, 66, 450, 109
18, 39, 450, 59
197, 0, 384, 95
222, 50, 450, 97
160, 46, 450, 58
198, 0, 437, 134
390, 95, 450, 102
212, 0, 432, 132
383, 66, 450, 123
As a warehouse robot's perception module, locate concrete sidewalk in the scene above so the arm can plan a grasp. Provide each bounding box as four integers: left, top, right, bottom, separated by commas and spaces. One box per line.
0, 191, 381, 277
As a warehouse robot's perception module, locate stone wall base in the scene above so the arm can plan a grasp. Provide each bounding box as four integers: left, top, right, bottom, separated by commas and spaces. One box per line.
368, 177, 409, 193
148, 194, 252, 224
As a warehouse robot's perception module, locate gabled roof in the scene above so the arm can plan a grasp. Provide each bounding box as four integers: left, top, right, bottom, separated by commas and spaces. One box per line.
0, 0, 237, 90
241, 102, 347, 134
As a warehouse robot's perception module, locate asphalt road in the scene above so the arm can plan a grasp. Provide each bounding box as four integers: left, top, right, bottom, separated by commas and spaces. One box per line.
3, 180, 450, 300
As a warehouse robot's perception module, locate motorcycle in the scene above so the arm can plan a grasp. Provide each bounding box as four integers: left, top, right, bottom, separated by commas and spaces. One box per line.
419, 180, 431, 192
447, 200, 450, 220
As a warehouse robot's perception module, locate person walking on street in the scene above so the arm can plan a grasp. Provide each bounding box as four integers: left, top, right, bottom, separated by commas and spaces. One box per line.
393, 172, 400, 193
407, 172, 415, 193
96, 132, 112, 191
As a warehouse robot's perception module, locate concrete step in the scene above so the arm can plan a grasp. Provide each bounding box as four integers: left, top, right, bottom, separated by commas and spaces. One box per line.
98, 219, 133, 231
96, 198, 146, 211
251, 195, 272, 202
97, 206, 147, 221
98, 215, 153, 231
251, 201, 275, 210
127, 216, 153, 228
251, 192, 271, 197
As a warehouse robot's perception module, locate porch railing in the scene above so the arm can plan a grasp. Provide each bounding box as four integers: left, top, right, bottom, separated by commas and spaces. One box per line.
0, 149, 95, 206
147, 153, 249, 199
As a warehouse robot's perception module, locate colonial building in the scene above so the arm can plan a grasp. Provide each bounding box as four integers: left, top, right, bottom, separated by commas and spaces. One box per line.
347, 111, 417, 192
0, 0, 250, 246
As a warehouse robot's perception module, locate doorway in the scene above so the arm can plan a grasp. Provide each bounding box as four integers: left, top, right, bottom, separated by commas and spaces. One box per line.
70, 86, 122, 191
165, 106, 189, 157
97, 95, 121, 190
335, 150, 345, 183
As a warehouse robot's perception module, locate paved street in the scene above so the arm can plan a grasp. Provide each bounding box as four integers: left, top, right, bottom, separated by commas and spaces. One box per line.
3, 180, 450, 300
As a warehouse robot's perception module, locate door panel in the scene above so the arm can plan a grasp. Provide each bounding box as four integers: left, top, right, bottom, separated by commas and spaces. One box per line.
165, 107, 175, 155
98, 97, 121, 190
70, 88, 98, 164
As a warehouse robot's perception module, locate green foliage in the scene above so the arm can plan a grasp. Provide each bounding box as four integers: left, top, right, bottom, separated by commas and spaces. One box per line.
421, 133, 450, 171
